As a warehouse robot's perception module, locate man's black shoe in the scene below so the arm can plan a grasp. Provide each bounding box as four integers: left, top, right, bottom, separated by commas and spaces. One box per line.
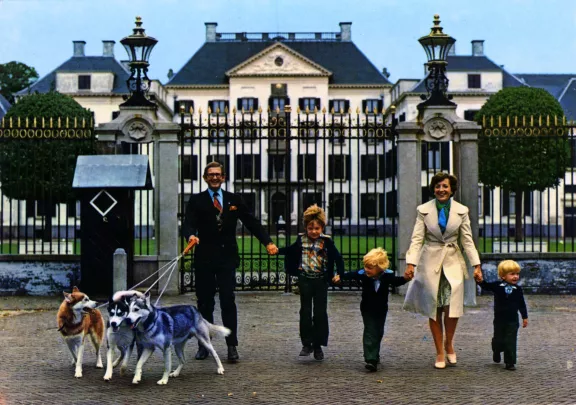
195, 346, 209, 360
313, 347, 324, 361
493, 351, 501, 363
299, 345, 313, 356
228, 346, 239, 362
505, 363, 516, 371
365, 362, 378, 372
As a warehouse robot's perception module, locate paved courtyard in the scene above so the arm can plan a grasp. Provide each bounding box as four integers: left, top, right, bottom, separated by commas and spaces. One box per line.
0, 292, 575, 405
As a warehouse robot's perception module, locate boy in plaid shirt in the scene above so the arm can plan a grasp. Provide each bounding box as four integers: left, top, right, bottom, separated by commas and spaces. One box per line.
278, 204, 344, 361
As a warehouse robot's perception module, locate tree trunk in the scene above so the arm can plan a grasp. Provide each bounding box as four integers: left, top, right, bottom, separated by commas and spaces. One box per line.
514, 189, 524, 242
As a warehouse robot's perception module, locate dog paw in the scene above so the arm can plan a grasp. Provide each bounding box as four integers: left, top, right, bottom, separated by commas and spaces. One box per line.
74, 370, 83, 378
96, 363, 103, 369
119, 366, 126, 376
217, 367, 225, 375
169, 371, 180, 378
103, 374, 112, 381
157, 378, 169, 385
132, 377, 140, 385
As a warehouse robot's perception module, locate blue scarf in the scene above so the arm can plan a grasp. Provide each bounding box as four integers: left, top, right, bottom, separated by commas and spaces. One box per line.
435, 198, 451, 233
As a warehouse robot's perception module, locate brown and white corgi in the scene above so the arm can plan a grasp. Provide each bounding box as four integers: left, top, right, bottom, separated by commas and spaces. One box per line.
57, 286, 105, 378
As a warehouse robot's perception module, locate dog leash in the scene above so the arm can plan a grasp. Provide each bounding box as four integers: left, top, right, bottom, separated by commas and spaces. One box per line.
151, 239, 197, 304
95, 239, 198, 309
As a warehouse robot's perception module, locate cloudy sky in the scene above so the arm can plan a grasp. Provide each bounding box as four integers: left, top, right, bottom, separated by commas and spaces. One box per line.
0, 0, 575, 83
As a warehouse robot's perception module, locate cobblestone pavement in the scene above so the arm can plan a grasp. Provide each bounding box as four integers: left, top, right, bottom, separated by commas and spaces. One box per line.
1, 292, 576, 405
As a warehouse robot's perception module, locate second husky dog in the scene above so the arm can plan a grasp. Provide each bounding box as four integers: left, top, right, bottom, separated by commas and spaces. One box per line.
127, 293, 230, 385
103, 290, 144, 381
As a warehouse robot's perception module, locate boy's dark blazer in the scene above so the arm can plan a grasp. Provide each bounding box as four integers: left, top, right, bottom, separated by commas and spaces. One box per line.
342, 269, 408, 314
278, 234, 344, 283
183, 190, 272, 267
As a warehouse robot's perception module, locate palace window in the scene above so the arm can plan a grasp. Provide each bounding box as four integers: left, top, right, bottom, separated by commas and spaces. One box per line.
237, 98, 259, 112
235, 154, 261, 180
328, 155, 351, 181
181, 154, 198, 181
329, 193, 351, 219
297, 154, 316, 181
468, 74, 481, 89
78, 75, 91, 90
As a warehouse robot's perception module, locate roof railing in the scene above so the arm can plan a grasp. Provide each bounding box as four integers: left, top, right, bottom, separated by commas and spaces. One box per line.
216, 32, 340, 42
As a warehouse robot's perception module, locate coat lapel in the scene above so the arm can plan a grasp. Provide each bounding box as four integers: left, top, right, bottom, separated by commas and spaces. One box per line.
444, 200, 464, 237
422, 200, 444, 241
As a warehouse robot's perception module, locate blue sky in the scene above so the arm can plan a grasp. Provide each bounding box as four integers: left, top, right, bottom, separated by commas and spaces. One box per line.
0, 0, 575, 84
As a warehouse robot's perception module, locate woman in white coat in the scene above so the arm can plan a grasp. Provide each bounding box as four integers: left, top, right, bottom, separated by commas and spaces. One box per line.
403, 172, 483, 369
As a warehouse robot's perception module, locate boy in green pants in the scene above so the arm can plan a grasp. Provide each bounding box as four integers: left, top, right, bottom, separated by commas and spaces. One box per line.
333, 248, 411, 371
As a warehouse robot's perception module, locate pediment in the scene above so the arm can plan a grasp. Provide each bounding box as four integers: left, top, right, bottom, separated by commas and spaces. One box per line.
226, 43, 331, 77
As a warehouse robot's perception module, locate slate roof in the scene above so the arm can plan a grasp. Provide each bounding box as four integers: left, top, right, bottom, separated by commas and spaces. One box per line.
512, 74, 576, 120
168, 41, 390, 86
16, 56, 130, 96
514, 74, 576, 98
0, 94, 11, 120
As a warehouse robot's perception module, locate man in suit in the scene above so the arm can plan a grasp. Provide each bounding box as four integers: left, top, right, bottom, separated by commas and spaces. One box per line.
183, 161, 278, 362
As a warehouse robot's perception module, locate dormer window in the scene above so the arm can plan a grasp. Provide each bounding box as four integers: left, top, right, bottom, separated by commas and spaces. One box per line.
78, 75, 91, 90
468, 74, 481, 89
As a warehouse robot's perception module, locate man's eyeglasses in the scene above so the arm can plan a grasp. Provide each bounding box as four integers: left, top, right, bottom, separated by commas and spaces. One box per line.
205, 173, 223, 178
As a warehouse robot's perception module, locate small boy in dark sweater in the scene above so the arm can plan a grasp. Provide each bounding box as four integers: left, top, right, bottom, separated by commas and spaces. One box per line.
475, 260, 528, 370
333, 248, 411, 371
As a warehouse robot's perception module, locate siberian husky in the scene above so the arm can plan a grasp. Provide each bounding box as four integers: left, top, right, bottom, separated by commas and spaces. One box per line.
127, 293, 230, 385
103, 290, 144, 381
57, 286, 105, 378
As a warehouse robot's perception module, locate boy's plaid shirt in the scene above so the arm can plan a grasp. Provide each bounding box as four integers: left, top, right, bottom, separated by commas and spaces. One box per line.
300, 234, 327, 277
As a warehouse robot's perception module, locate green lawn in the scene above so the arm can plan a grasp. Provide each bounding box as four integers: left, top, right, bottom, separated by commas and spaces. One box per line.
2, 236, 575, 255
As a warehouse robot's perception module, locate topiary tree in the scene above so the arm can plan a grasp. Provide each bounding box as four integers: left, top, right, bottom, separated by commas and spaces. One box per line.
0, 91, 95, 241
476, 87, 571, 242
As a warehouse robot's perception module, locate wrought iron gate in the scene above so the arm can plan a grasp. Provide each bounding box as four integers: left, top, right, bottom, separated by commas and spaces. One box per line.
178, 105, 398, 292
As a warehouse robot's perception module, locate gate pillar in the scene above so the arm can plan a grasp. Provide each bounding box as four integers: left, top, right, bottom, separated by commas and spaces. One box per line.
97, 107, 181, 295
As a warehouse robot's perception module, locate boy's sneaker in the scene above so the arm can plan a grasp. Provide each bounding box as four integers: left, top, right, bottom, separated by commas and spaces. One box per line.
365, 361, 378, 372
313, 347, 324, 361
299, 345, 313, 356
493, 351, 501, 363
505, 363, 516, 371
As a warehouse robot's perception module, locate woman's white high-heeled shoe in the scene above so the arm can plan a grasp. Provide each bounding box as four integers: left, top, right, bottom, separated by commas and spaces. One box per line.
446, 353, 457, 364
434, 360, 446, 369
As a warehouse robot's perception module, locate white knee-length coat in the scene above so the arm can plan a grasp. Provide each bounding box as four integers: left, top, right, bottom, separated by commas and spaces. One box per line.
403, 199, 480, 320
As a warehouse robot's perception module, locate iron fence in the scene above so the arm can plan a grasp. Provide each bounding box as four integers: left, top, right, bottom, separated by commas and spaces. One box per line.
476, 117, 576, 253
0, 117, 95, 255
178, 106, 398, 292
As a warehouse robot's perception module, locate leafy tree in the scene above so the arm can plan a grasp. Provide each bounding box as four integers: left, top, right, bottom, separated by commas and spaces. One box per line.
0, 92, 95, 240
476, 87, 570, 242
0, 61, 39, 103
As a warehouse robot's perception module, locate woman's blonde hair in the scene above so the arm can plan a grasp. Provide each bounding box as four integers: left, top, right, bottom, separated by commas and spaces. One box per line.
498, 260, 521, 278
302, 204, 326, 228
363, 247, 390, 270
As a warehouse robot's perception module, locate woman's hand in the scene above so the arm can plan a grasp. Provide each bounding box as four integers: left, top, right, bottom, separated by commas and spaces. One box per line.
473, 265, 483, 283
404, 264, 415, 280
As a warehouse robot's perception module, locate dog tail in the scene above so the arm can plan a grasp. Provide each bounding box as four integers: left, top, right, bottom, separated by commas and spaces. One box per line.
208, 323, 231, 339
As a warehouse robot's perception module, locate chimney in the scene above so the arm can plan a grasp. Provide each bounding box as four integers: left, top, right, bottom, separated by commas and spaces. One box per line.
205, 22, 218, 42
102, 40, 115, 57
339, 22, 352, 42
472, 40, 484, 56
448, 43, 456, 56
382, 67, 390, 78
73, 41, 86, 57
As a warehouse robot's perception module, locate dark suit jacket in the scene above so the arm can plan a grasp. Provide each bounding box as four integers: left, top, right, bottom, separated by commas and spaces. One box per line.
182, 190, 272, 267
278, 234, 344, 283
478, 281, 528, 324
341, 269, 408, 315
